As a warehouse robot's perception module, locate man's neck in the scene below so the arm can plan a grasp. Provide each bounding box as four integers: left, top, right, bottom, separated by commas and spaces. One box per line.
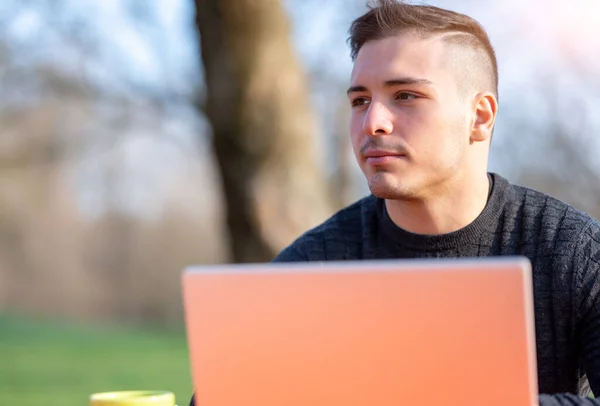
384, 173, 491, 235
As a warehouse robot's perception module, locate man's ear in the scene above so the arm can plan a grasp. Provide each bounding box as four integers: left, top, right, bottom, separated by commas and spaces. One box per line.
470, 92, 498, 143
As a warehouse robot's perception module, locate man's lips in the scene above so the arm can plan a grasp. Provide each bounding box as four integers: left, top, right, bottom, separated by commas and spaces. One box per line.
364, 149, 407, 164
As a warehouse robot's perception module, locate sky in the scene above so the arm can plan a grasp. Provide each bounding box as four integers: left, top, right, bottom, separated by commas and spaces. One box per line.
2, 0, 600, 219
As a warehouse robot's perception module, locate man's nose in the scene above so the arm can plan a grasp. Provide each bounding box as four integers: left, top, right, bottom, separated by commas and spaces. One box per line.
362, 102, 393, 136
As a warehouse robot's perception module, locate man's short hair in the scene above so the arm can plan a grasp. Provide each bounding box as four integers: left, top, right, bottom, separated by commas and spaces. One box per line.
348, 0, 499, 100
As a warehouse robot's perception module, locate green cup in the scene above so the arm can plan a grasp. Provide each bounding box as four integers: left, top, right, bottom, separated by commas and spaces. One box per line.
90, 390, 176, 406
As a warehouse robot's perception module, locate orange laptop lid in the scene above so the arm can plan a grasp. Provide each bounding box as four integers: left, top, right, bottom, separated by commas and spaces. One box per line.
182, 257, 538, 406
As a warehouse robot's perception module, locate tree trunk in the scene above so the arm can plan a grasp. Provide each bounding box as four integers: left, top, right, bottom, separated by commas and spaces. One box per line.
194, 0, 333, 263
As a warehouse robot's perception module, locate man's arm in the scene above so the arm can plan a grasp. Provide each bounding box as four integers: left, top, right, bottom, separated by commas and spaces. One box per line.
538, 221, 600, 406
539, 394, 598, 405
576, 222, 600, 396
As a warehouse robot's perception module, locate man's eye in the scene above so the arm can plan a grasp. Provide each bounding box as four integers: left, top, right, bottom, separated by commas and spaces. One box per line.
396, 92, 418, 100
351, 98, 370, 107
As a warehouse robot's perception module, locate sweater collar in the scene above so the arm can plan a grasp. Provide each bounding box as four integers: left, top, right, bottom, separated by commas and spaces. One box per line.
378, 173, 509, 250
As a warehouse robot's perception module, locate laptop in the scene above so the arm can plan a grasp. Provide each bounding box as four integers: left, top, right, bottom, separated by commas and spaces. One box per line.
182, 257, 538, 406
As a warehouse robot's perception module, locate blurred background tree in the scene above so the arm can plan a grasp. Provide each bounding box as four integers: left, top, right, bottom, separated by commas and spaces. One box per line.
193, 0, 333, 263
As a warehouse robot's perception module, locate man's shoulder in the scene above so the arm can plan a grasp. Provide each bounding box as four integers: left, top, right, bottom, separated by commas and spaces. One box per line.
272, 195, 378, 262
505, 177, 598, 239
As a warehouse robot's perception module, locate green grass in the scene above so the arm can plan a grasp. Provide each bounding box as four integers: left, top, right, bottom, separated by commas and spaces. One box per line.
0, 314, 192, 406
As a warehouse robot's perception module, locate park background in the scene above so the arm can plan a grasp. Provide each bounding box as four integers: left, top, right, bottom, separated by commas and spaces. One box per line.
1, 0, 599, 405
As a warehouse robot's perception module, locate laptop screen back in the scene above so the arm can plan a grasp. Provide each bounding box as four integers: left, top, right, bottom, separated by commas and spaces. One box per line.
182, 258, 538, 406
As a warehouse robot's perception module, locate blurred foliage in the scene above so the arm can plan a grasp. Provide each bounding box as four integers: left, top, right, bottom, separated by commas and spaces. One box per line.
0, 0, 598, 325
0, 0, 226, 325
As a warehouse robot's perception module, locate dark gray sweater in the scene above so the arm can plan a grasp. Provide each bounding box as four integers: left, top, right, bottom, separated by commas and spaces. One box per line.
271, 173, 600, 406
189, 173, 600, 406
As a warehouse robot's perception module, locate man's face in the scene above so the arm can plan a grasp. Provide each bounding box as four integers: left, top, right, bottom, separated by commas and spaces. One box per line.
348, 33, 473, 200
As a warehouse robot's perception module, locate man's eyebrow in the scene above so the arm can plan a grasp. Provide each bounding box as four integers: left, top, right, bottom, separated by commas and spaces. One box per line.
346, 85, 368, 95
346, 77, 434, 95
384, 77, 433, 87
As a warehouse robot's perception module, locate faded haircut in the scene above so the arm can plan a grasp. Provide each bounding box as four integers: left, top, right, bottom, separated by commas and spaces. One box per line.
348, 0, 499, 100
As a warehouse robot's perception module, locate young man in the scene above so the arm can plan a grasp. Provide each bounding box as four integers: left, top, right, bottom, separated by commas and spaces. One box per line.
189, 1, 599, 405
273, 1, 600, 405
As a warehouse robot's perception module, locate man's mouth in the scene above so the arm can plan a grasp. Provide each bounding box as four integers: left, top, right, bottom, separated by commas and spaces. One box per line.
364, 149, 407, 165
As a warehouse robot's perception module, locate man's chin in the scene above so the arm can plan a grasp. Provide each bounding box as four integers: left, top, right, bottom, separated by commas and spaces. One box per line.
367, 174, 418, 200
368, 179, 404, 200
